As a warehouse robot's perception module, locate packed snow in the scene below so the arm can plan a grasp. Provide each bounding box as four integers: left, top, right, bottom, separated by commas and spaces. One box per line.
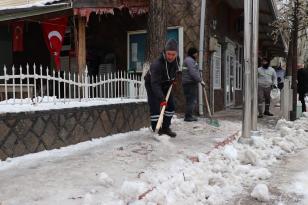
0, 98, 146, 114
0, 113, 307, 204
250, 183, 270, 202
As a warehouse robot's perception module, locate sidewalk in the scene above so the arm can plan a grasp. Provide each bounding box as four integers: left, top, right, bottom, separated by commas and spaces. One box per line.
0, 108, 306, 205
0, 115, 241, 205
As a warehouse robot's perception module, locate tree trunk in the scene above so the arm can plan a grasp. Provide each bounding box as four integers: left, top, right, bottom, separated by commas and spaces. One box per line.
290, 0, 299, 121
286, 40, 293, 77
145, 0, 168, 63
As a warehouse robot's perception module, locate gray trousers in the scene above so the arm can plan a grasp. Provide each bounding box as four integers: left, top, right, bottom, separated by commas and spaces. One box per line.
258, 86, 271, 114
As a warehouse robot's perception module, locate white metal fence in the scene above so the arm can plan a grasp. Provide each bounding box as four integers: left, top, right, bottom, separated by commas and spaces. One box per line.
0, 64, 146, 105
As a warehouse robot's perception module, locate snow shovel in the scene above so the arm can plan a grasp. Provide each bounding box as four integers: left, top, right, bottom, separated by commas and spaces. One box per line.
202, 86, 220, 127
154, 84, 173, 134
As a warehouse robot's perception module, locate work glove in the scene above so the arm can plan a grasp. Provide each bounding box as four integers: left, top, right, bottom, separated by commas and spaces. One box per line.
201, 81, 206, 87
160, 101, 167, 107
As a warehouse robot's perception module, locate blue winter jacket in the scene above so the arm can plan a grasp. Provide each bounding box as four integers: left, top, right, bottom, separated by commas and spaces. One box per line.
182, 56, 202, 85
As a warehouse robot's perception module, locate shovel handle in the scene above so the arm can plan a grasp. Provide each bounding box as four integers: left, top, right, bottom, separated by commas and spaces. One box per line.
203, 86, 212, 118
155, 84, 173, 133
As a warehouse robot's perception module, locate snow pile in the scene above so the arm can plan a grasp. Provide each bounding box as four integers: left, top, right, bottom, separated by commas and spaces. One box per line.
0, 98, 146, 113
99, 172, 114, 187
250, 184, 270, 202
108, 115, 308, 204
286, 168, 308, 204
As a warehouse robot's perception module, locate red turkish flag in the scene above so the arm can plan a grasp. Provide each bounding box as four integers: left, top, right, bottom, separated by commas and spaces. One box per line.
11, 21, 24, 52
41, 17, 68, 71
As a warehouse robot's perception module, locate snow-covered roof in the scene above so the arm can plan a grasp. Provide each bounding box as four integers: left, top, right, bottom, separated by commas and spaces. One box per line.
0, 0, 64, 11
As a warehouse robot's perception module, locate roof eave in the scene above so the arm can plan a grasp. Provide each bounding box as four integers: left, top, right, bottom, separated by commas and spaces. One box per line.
0, 3, 72, 22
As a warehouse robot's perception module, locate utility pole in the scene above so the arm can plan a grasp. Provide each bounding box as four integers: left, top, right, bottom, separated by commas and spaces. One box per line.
290, 0, 299, 121
242, 0, 253, 139
198, 0, 206, 116
251, 0, 259, 131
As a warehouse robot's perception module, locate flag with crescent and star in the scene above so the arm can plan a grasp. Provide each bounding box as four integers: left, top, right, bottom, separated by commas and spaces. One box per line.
41, 17, 68, 71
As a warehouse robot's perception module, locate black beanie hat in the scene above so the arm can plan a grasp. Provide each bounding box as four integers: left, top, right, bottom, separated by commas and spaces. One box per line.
188, 47, 198, 57
165, 39, 178, 51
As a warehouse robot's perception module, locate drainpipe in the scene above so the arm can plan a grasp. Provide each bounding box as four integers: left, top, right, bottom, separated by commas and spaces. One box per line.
198, 0, 206, 116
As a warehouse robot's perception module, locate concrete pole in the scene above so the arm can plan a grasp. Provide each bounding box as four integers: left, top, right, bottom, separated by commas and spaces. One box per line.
198, 0, 206, 116
251, 0, 259, 131
242, 0, 252, 138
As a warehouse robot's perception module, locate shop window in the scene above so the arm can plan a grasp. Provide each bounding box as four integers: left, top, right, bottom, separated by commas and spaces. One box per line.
127, 27, 184, 73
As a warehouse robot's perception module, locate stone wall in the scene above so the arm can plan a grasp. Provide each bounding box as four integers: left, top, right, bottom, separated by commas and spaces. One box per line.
0, 102, 149, 160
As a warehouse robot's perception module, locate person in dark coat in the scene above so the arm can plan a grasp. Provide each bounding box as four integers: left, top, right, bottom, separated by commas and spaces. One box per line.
182, 47, 204, 121
144, 39, 180, 137
297, 63, 308, 112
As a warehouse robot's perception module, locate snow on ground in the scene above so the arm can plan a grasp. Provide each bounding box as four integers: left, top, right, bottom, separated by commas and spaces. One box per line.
280, 147, 308, 205
0, 98, 146, 114
0, 0, 64, 11
0, 114, 307, 205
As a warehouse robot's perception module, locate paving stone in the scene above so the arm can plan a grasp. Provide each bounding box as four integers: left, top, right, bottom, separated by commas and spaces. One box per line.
0, 122, 10, 143
23, 132, 39, 153
100, 111, 112, 135
6, 119, 16, 127
80, 112, 89, 124
59, 128, 69, 142
90, 120, 105, 139
64, 117, 76, 132
14, 119, 33, 137
0, 149, 8, 160
2, 132, 17, 157
41, 123, 57, 149
32, 117, 45, 136
108, 109, 117, 125
36, 143, 46, 152
13, 140, 27, 157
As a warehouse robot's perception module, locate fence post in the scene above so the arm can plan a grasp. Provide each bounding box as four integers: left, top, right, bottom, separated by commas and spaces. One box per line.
58, 71, 61, 102
63, 71, 66, 103
53, 70, 56, 104
91, 75, 94, 99
46, 67, 50, 102
4, 65, 7, 103
96, 75, 98, 98
12, 65, 15, 104
84, 66, 89, 99
26, 64, 30, 103
19, 66, 23, 104
69, 72, 71, 101
40, 65, 43, 99
33, 64, 37, 103
78, 74, 81, 101
73, 73, 76, 100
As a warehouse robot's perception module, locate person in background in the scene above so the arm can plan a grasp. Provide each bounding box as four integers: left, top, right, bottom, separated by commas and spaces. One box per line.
182, 47, 205, 122
275, 64, 286, 90
257, 57, 277, 118
144, 39, 180, 137
297, 63, 308, 112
